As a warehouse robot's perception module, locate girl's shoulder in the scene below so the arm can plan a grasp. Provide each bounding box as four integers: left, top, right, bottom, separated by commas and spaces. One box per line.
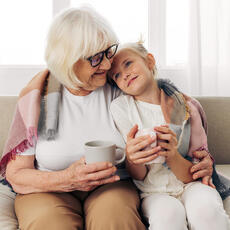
111, 94, 134, 108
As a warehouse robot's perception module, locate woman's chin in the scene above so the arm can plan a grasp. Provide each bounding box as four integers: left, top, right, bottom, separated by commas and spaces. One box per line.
88, 79, 107, 91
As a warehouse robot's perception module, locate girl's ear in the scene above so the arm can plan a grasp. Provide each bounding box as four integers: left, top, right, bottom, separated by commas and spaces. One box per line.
146, 53, 156, 70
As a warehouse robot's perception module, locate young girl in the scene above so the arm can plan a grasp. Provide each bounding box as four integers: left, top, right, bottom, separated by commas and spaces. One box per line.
108, 41, 230, 230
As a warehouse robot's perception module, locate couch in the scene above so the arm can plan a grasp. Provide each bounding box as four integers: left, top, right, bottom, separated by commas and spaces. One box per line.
0, 96, 230, 228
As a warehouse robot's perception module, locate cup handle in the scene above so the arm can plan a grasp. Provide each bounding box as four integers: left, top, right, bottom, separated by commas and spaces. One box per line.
115, 147, 126, 165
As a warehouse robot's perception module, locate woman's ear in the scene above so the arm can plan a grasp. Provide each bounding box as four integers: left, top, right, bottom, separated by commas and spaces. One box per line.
146, 53, 156, 70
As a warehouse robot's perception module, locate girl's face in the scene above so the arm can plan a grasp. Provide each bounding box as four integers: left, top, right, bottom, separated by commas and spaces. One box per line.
108, 49, 155, 96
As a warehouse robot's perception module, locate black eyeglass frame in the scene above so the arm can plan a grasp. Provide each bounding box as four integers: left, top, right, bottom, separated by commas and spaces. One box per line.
87, 44, 119, 67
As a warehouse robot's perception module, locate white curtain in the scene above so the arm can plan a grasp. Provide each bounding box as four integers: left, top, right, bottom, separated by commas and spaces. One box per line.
187, 0, 230, 96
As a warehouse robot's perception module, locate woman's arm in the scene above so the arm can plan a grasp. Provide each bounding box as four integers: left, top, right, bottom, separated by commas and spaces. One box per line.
154, 125, 194, 183
6, 155, 119, 194
190, 150, 215, 188
187, 98, 215, 187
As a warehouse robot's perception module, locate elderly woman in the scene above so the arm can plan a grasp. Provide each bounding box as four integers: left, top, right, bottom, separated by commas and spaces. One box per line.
0, 7, 214, 230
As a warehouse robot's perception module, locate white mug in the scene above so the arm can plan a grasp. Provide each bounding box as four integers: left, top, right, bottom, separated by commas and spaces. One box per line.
84, 140, 125, 165
135, 128, 165, 164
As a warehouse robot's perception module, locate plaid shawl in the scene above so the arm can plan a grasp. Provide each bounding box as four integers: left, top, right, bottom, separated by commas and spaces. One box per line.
157, 79, 230, 200
0, 73, 229, 199
0, 70, 61, 176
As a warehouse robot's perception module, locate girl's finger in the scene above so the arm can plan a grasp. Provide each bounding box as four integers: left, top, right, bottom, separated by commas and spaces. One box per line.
157, 133, 177, 145
133, 153, 159, 165
154, 126, 176, 137
127, 124, 138, 141
157, 150, 167, 157
130, 146, 161, 161
158, 141, 171, 151
127, 136, 156, 154
129, 135, 155, 146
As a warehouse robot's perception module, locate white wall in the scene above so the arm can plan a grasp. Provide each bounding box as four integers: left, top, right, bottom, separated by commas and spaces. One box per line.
0, 66, 45, 95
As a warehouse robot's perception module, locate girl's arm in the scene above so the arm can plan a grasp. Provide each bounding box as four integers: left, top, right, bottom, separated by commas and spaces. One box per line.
154, 125, 195, 183
125, 125, 161, 180
110, 98, 160, 180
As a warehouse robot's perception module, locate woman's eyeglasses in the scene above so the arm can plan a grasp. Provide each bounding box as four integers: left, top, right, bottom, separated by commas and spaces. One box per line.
87, 44, 118, 67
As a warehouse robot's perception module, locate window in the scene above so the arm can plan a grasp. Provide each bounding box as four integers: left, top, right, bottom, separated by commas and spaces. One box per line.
166, 0, 189, 66
0, 0, 189, 95
71, 0, 148, 46
0, 0, 52, 65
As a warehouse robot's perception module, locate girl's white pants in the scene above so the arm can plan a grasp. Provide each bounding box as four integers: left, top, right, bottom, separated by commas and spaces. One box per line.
142, 182, 230, 230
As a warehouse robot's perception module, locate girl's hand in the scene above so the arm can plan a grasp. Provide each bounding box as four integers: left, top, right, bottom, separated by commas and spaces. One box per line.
154, 124, 179, 162
126, 125, 161, 165
65, 157, 120, 192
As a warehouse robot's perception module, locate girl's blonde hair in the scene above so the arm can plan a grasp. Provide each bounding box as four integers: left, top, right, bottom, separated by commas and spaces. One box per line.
45, 7, 118, 89
118, 39, 149, 59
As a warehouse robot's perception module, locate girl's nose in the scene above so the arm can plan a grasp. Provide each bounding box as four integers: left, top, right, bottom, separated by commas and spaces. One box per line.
123, 73, 130, 80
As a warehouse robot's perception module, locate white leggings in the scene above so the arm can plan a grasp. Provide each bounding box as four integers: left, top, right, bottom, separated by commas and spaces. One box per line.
142, 182, 230, 230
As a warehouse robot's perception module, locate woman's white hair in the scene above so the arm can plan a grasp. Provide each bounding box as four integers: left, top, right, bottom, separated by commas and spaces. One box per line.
45, 7, 118, 89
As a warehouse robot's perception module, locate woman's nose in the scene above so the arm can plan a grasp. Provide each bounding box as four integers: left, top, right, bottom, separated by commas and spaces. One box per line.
99, 55, 111, 70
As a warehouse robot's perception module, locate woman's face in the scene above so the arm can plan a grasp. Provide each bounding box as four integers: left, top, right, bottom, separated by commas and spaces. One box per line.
73, 46, 115, 92
108, 49, 155, 96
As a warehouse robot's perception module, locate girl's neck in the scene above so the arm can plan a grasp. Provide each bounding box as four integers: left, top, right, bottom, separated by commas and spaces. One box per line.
134, 80, 161, 105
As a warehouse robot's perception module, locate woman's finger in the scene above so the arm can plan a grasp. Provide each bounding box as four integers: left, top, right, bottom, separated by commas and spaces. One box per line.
87, 175, 120, 186
192, 169, 210, 180
208, 178, 216, 189
202, 175, 209, 185
192, 150, 208, 159
201, 176, 216, 189
190, 160, 213, 175
83, 161, 114, 174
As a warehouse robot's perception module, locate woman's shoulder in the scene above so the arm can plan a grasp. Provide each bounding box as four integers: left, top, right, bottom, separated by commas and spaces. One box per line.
183, 94, 208, 133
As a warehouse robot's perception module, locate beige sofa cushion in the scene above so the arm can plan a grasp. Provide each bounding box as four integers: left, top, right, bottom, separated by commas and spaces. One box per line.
197, 97, 230, 164
0, 97, 17, 157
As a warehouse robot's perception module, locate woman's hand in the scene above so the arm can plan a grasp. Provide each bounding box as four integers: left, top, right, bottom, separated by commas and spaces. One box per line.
65, 157, 120, 192
190, 150, 215, 188
154, 125, 179, 162
126, 125, 161, 165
